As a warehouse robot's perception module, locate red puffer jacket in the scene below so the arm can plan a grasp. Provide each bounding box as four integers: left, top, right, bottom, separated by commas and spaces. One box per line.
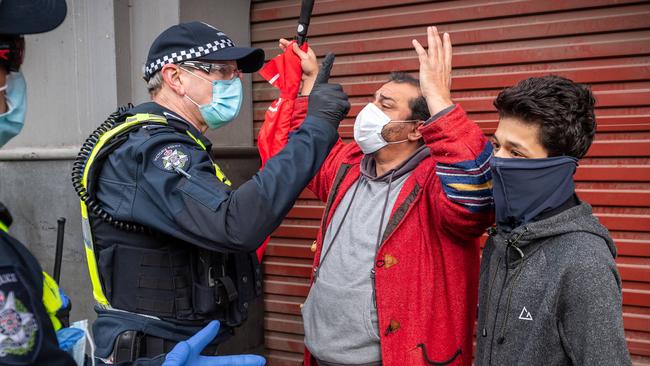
283, 99, 494, 366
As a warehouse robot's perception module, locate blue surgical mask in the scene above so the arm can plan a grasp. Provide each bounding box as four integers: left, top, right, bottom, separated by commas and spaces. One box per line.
183, 68, 243, 130
491, 155, 578, 230
0, 71, 27, 147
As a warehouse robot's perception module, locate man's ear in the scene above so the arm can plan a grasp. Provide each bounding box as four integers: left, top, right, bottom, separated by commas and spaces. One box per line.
409, 121, 425, 141
161, 64, 185, 96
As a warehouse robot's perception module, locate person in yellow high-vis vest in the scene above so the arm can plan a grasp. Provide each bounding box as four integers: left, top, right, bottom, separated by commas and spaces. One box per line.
72, 19, 348, 364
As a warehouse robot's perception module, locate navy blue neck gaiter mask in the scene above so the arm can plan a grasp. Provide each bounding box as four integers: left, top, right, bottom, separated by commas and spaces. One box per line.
491, 156, 578, 231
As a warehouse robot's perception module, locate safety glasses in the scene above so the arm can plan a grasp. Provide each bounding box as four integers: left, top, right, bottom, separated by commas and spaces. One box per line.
179, 61, 241, 80
0, 36, 25, 72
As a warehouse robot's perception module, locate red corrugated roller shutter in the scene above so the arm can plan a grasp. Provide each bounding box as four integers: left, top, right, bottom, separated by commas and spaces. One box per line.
251, 1, 650, 364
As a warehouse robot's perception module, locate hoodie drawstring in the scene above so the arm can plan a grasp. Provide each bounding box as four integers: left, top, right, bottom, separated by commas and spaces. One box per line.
314, 180, 362, 281
371, 171, 395, 308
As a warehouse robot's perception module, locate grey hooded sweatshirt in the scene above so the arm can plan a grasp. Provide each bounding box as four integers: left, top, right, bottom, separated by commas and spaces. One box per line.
476, 202, 632, 365
302, 145, 430, 365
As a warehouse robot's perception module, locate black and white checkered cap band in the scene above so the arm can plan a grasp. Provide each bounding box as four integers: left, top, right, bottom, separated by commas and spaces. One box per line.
143, 36, 234, 79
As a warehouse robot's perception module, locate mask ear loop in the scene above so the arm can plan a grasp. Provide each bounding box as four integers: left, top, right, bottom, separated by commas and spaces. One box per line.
385, 139, 409, 146
185, 94, 201, 108
180, 66, 210, 108
0, 84, 7, 92
388, 119, 420, 123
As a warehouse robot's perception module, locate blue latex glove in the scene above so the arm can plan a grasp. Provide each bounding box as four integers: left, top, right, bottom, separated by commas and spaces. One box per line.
59, 288, 70, 309
56, 327, 85, 352
163, 321, 266, 366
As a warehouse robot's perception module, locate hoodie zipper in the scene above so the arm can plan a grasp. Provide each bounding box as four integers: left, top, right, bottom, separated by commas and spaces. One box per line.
486, 227, 528, 366
481, 250, 501, 338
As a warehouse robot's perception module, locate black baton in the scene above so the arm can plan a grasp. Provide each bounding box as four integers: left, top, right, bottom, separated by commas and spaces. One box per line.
53, 217, 66, 283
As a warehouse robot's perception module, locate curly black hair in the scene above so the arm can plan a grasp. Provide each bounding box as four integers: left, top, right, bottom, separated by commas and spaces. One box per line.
493, 75, 596, 159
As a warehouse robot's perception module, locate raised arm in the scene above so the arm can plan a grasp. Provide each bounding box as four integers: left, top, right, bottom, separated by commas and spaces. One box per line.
414, 27, 494, 239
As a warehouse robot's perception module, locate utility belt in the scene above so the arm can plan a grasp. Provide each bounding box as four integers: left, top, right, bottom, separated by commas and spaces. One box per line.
111, 329, 220, 362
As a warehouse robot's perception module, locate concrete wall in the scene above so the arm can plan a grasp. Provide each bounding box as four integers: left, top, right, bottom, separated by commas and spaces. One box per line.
0, 0, 262, 355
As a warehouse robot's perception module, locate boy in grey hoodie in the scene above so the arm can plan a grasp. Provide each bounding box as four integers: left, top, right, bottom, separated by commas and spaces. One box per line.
476, 75, 632, 365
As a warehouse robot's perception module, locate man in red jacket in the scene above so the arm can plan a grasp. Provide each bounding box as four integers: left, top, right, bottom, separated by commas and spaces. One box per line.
272, 27, 493, 366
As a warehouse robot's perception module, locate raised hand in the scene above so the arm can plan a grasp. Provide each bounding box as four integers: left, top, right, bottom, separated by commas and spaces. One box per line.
278, 38, 318, 81
412, 26, 453, 116
278, 38, 318, 95
306, 53, 350, 129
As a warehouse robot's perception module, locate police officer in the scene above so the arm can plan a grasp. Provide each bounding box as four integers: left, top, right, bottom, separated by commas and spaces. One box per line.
72, 21, 349, 363
1, 1, 268, 365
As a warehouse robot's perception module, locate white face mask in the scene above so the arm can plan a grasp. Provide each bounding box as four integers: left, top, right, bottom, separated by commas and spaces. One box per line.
353, 103, 418, 154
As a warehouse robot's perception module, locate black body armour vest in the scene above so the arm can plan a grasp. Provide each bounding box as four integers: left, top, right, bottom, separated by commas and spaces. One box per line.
72, 109, 262, 327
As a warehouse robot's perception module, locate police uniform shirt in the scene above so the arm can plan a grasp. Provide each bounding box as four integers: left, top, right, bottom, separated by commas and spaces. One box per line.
95, 101, 338, 253
89, 101, 338, 359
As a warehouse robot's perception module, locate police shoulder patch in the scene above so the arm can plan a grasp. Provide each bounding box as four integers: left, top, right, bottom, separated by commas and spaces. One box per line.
152, 144, 192, 173
0, 266, 39, 364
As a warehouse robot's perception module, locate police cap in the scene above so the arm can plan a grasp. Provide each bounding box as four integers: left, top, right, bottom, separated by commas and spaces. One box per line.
143, 21, 265, 81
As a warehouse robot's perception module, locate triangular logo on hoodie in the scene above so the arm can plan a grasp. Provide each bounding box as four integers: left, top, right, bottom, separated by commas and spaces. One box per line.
518, 306, 533, 321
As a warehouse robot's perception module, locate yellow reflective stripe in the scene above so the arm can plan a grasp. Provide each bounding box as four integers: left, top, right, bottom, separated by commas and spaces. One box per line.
125, 113, 166, 124
42, 272, 63, 331
79, 113, 167, 305
0, 220, 8, 233
80, 209, 106, 304
80, 200, 88, 219
84, 241, 107, 305
186, 130, 207, 150
185, 131, 232, 186
213, 164, 232, 186
81, 119, 163, 190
